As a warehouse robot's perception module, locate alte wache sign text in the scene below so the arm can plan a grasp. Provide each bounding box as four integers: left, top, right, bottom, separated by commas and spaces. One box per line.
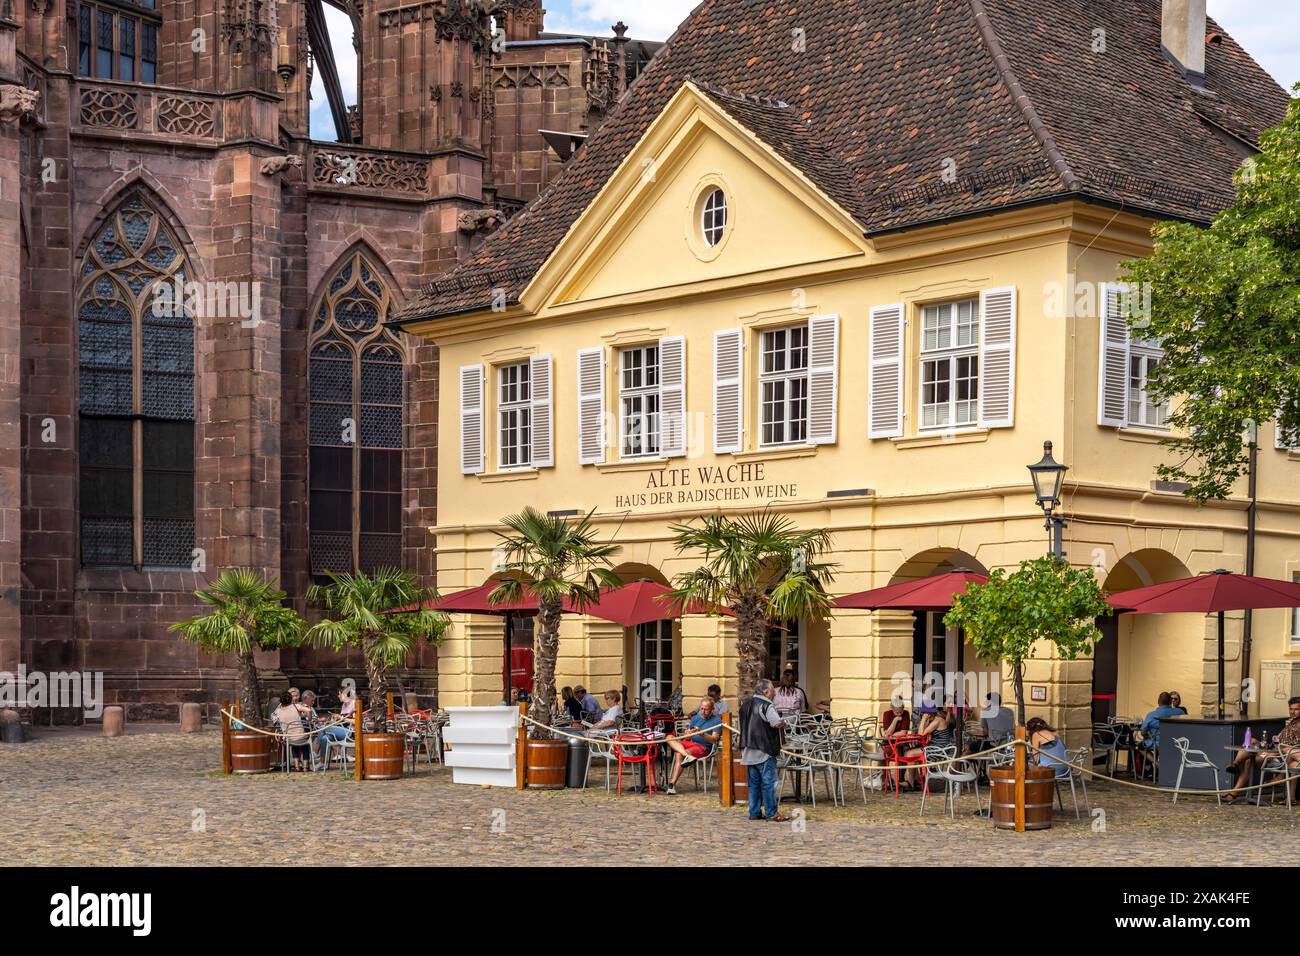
614, 462, 798, 510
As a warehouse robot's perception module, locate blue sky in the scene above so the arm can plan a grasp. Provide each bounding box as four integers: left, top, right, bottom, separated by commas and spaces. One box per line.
310, 0, 1299, 140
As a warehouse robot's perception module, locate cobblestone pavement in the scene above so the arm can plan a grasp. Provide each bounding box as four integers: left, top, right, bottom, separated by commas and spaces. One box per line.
3, 727, 1298, 866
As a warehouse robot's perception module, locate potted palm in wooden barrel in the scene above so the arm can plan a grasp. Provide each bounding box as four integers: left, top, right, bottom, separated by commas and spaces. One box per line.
306, 568, 449, 782
486, 508, 623, 790
945, 557, 1113, 831
170, 569, 306, 775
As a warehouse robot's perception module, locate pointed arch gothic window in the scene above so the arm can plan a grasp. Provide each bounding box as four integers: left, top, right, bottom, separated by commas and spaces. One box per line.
77, 195, 195, 568
310, 251, 405, 577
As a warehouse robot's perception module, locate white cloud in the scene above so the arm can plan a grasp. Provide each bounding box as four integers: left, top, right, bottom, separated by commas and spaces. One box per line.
545, 0, 698, 41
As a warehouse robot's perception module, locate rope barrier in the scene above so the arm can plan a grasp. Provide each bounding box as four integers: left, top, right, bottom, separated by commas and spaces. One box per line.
220, 708, 355, 740
519, 713, 1018, 773
1022, 741, 1300, 800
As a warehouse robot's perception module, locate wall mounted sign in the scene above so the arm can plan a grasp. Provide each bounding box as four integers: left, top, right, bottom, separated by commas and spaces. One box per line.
1030, 685, 1048, 702
613, 462, 799, 510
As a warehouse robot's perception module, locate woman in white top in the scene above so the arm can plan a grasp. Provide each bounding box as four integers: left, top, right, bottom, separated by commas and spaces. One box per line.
589, 690, 623, 731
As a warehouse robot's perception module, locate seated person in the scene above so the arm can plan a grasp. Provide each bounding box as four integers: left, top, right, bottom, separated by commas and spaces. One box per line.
1139, 692, 1181, 751
273, 691, 312, 771
773, 668, 809, 716
1168, 690, 1188, 715
315, 688, 354, 768
1027, 717, 1071, 779
976, 700, 1016, 750
897, 704, 956, 789
588, 691, 622, 731
576, 685, 601, 721
664, 697, 723, 794
1225, 696, 1300, 803
561, 686, 584, 723
297, 690, 318, 719
880, 701, 911, 738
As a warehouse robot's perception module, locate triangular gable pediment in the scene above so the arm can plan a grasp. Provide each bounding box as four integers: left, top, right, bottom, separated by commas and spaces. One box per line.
521, 83, 870, 313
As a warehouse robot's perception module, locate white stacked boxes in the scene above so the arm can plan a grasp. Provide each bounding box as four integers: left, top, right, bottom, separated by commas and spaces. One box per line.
442, 706, 519, 787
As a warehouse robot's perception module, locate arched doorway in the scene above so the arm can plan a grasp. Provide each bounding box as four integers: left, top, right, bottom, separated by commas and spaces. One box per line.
1098, 549, 1197, 720
888, 549, 991, 703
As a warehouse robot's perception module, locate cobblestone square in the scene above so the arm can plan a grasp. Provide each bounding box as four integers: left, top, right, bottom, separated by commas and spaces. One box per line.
3, 727, 1297, 867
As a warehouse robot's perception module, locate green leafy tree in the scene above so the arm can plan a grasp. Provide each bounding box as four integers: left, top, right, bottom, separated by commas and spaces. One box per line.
491, 508, 623, 739
944, 557, 1113, 726
668, 512, 835, 703
1120, 90, 1300, 501
169, 569, 306, 724
306, 568, 448, 724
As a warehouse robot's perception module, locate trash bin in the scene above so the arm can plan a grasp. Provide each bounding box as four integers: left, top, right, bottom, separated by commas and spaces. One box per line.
566, 733, 589, 789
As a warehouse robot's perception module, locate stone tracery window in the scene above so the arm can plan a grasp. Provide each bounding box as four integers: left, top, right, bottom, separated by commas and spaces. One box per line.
310, 251, 404, 577
77, 195, 195, 568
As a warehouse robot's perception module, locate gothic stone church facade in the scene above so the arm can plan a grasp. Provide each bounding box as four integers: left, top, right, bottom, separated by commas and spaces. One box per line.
0, 0, 649, 720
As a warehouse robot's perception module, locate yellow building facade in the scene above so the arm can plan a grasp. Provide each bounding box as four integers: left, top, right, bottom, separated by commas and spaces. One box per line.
403, 84, 1300, 745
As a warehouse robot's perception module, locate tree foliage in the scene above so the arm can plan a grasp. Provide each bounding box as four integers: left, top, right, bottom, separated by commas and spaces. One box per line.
306, 568, 448, 722
491, 508, 623, 738
944, 557, 1113, 725
1120, 90, 1300, 501
668, 511, 835, 702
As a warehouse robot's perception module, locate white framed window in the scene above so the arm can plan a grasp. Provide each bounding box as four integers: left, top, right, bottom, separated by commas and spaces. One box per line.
636, 620, 673, 704
498, 361, 532, 468
620, 345, 661, 458
760, 325, 809, 446
920, 299, 979, 430
701, 188, 728, 247
1292, 573, 1300, 647
1128, 347, 1169, 429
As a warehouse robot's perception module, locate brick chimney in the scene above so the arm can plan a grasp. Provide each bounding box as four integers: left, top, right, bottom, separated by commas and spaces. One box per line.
1161, 0, 1207, 87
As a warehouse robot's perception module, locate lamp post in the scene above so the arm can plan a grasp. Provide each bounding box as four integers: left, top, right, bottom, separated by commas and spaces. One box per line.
1028, 441, 1069, 559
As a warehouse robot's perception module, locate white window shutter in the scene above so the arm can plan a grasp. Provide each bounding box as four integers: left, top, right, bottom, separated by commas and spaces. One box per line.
529, 354, 554, 468
808, 314, 840, 444
868, 304, 905, 439
978, 287, 1016, 429
713, 328, 744, 453
576, 347, 606, 465
1098, 282, 1130, 427
459, 364, 485, 475
1278, 403, 1300, 451
659, 336, 687, 458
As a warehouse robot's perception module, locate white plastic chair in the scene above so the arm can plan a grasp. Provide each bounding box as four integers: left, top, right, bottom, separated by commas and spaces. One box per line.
583, 735, 617, 793
1170, 736, 1221, 806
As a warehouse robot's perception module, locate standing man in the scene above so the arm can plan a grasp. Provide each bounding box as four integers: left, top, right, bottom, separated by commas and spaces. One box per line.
741, 679, 789, 822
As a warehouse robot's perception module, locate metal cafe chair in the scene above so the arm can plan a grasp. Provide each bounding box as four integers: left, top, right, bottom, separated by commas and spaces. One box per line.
1054, 746, 1091, 819
1259, 743, 1296, 810
1091, 723, 1120, 776
583, 735, 617, 793
919, 745, 978, 820
1169, 737, 1220, 806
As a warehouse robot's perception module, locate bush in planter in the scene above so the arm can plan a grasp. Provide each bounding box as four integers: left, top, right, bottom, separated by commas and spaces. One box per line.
490, 508, 622, 740
943, 556, 1113, 727
305, 568, 448, 726
169, 569, 307, 725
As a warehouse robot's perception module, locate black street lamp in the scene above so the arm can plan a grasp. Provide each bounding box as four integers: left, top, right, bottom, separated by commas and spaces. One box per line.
1028, 441, 1068, 558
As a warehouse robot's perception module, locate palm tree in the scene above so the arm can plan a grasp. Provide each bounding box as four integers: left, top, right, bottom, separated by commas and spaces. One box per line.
491, 508, 623, 739
169, 569, 306, 724
668, 511, 835, 703
306, 568, 449, 724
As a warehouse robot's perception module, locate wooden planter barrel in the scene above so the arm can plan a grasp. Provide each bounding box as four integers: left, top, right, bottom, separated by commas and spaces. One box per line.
361, 732, 405, 780
230, 730, 273, 775
989, 766, 1055, 830
526, 738, 568, 790
732, 755, 748, 805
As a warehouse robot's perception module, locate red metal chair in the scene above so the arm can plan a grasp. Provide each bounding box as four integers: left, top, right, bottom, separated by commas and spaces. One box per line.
613, 732, 660, 795
885, 733, 928, 797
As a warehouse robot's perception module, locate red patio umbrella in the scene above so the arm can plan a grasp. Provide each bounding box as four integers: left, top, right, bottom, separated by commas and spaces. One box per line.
1108, 571, 1300, 718
834, 569, 990, 612
568, 580, 731, 628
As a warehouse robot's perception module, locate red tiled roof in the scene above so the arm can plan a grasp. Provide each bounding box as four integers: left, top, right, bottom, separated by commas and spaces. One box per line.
397, 0, 1289, 323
